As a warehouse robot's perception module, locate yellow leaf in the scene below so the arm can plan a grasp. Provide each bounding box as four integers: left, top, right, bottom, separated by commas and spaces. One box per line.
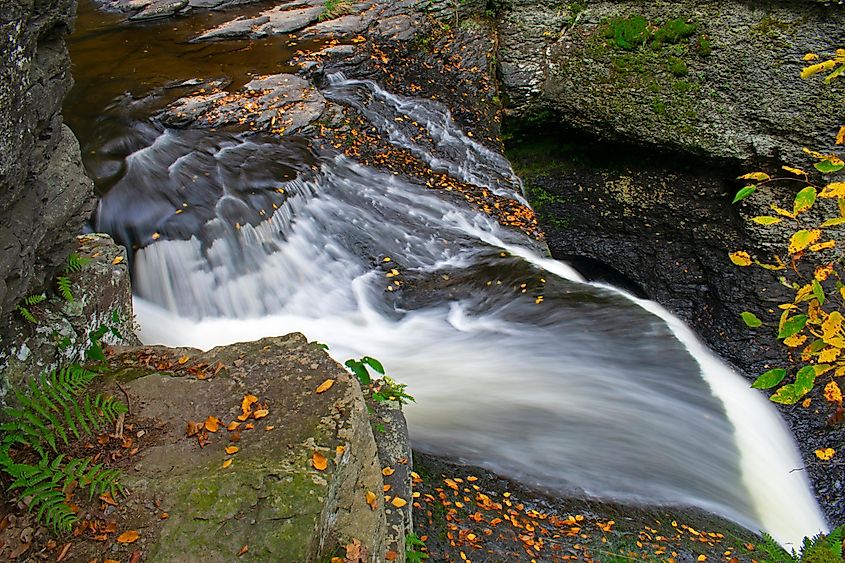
315, 379, 335, 394
111, 255, 124, 265
814, 448, 835, 460
782, 165, 808, 176
238, 545, 249, 557
222, 458, 233, 469
366, 491, 378, 510
824, 381, 843, 403
239, 394, 258, 420
391, 497, 408, 508
312, 451, 328, 471
382, 467, 395, 477
788, 229, 821, 253
822, 311, 843, 341
809, 240, 836, 252
802, 398, 812, 407
738, 172, 770, 181
728, 251, 752, 266
815, 264, 835, 281
227, 421, 241, 431
770, 204, 796, 219
783, 334, 807, 348
819, 347, 842, 363
178, 355, 189, 365
836, 125, 845, 146
803, 53, 819, 61
801, 60, 837, 79
152, 232, 161, 240
795, 283, 814, 302
253, 409, 269, 419
336, 445, 345, 456
819, 182, 845, 198
116, 530, 140, 543
225, 445, 240, 455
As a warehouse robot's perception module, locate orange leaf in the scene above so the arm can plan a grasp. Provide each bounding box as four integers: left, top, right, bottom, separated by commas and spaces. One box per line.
241, 394, 258, 417
386, 551, 398, 561
815, 448, 835, 460
116, 530, 139, 544
312, 452, 328, 471
243, 422, 255, 430
382, 467, 395, 477
837, 125, 845, 145
390, 497, 407, 508
99, 492, 117, 506
238, 545, 249, 556
252, 409, 269, 419
225, 445, 240, 455
56, 543, 72, 562
336, 445, 346, 456
366, 491, 378, 510
186, 421, 201, 437
227, 421, 241, 431
265, 425, 275, 431
204, 416, 220, 433
177, 355, 189, 365
222, 458, 234, 469
315, 379, 335, 393
160, 512, 169, 520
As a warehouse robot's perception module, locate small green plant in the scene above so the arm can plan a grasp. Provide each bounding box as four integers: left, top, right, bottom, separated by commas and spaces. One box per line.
17, 293, 47, 324
345, 356, 386, 385
319, 0, 353, 21
667, 56, 689, 77
65, 253, 91, 274
405, 532, 429, 562
372, 376, 416, 405
0, 364, 127, 532
758, 525, 844, 562
604, 15, 650, 51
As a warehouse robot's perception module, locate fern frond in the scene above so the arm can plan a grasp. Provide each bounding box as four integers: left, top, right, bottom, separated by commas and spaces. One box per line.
65, 253, 91, 273
56, 276, 74, 302
24, 293, 46, 306
17, 305, 37, 324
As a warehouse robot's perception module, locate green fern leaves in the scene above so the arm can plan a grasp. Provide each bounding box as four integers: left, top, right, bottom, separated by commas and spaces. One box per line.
0, 364, 128, 533
56, 276, 73, 302
65, 253, 91, 273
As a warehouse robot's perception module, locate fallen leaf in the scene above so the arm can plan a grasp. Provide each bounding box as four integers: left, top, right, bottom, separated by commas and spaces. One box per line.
336, 445, 345, 456
815, 448, 835, 460
130, 553, 142, 563
186, 421, 201, 437
177, 355, 189, 364
315, 379, 335, 393
386, 551, 398, 561
241, 394, 258, 417
243, 422, 254, 430
265, 425, 275, 431
204, 416, 220, 433
366, 491, 378, 510
382, 467, 395, 477
253, 409, 269, 419
222, 458, 234, 469
117, 530, 140, 544
312, 452, 328, 471
225, 446, 240, 455
112, 255, 124, 265
160, 513, 169, 520
238, 545, 249, 556
390, 497, 407, 508
56, 543, 72, 562
99, 492, 117, 506
227, 421, 241, 431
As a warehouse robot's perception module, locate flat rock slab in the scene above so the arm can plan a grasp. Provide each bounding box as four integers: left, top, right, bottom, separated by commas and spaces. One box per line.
194, 4, 323, 41
160, 73, 326, 135
96, 333, 387, 562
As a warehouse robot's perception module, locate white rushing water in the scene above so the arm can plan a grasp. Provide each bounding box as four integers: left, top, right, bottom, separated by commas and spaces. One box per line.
94, 77, 827, 548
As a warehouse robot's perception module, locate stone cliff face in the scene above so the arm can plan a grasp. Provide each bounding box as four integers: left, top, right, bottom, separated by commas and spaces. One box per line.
498, 0, 844, 163
0, 0, 95, 327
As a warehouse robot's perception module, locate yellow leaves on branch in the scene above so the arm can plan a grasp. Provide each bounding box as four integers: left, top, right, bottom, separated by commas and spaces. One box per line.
738, 172, 770, 181
824, 381, 843, 404
819, 182, 845, 198
788, 229, 821, 253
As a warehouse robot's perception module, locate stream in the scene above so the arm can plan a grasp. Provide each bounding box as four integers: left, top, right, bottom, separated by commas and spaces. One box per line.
66, 0, 827, 549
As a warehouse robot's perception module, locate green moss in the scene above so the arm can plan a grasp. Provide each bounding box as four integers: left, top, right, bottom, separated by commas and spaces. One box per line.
667, 57, 689, 77
603, 15, 650, 50
651, 17, 696, 46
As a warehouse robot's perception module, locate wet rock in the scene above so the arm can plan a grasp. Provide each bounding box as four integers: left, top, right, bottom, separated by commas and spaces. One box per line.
299, 14, 368, 38
160, 73, 327, 135
194, 5, 323, 41
129, 0, 189, 20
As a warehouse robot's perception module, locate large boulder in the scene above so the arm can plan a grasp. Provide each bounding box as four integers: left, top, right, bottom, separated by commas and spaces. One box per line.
498, 0, 845, 163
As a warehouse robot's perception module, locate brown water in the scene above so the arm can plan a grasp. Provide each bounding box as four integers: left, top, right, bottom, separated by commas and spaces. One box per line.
66, 0, 320, 154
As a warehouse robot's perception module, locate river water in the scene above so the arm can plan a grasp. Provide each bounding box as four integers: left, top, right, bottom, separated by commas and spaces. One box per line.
66, 1, 827, 548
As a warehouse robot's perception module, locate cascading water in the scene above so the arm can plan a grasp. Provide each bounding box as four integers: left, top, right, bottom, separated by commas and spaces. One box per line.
72, 14, 827, 545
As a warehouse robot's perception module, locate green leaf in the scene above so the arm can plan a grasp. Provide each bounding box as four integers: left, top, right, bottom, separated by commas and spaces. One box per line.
812, 279, 825, 306
344, 360, 370, 385
794, 365, 817, 394
740, 312, 762, 328
361, 356, 385, 375
815, 160, 845, 174
778, 314, 808, 339
770, 383, 803, 404
732, 186, 756, 204
821, 217, 845, 228
793, 186, 817, 214
752, 368, 787, 389
750, 216, 781, 225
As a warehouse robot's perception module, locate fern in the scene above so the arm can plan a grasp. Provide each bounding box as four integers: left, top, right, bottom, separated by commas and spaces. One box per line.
24, 293, 47, 306
0, 363, 128, 533
65, 253, 91, 273
17, 305, 37, 324
56, 276, 73, 302
17, 294, 46, 324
